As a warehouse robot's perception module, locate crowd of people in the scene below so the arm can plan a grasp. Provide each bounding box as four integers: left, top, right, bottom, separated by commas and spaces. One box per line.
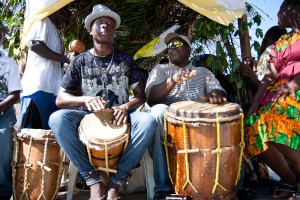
1, 0, 300, 200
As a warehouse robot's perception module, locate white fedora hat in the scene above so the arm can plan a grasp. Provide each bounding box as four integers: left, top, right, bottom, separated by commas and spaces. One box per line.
84, 4, 121, 30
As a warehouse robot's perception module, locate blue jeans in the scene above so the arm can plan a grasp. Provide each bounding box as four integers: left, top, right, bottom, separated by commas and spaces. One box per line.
148, 104, 173, 193
0, 106, 16, 197
49, 109, 156, 186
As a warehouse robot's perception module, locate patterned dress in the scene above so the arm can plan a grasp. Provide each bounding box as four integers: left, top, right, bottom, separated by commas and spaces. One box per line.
245, 32, 300, 156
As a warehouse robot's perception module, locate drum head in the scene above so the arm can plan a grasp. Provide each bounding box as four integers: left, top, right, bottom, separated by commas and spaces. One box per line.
79, 111, 128, 143
18, 129, 55, 140
166, 101, 242, 122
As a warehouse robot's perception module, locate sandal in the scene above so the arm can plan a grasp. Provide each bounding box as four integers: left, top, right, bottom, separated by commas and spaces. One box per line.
271, 181, 298, 199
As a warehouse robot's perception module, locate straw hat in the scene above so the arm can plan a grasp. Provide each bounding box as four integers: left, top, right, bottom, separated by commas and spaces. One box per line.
84, 4, 121, 30
164, 33, 191, 47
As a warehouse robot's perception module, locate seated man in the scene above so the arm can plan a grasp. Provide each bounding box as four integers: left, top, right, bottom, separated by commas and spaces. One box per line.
48, 4, 156, 200
145, 33, 227, 200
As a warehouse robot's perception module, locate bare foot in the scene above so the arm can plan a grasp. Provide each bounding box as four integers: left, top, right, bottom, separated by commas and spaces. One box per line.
90, 182, 106, 200
107, 180, 120, 200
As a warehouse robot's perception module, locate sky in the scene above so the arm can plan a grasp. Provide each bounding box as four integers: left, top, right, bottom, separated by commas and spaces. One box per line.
246, 0, 283, 57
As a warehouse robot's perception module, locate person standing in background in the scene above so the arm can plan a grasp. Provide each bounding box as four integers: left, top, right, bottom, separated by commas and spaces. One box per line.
18, 5, 72, 130
0, 26, 22, 200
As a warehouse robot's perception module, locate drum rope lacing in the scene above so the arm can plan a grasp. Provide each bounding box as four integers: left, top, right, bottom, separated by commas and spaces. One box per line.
163, 112, 198, 193
86, 133, 129, 174
163, 112, 174, 185
164, 107, 245, 196
13, 133, 66, 200
235, 113, 245, 185
182, 119, 198, 193
21, 136, 33, 200
38, 138, 49, 200
212, 113, 227, 193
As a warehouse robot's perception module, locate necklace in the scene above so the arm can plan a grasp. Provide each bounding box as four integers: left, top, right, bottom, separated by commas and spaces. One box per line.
93, 48, 115, 101
93, 48, 114, 71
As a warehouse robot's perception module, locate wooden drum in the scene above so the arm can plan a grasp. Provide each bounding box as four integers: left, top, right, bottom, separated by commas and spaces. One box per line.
13, 129, 66, 200
79, 110, 129, 184
165, 101, 243, 200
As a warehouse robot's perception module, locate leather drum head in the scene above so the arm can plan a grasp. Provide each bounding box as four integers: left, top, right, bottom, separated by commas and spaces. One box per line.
79, 111, 128, 145
166, 100, 242, 124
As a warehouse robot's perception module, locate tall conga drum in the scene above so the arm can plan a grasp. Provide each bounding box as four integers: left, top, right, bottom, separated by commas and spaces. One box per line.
13, 129, 66, 200
165, 101, 243, 200
79, 110, 129, 184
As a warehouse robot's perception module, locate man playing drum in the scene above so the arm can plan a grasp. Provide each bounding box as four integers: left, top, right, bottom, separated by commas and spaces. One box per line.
145, 33, 227, 200
48, 4, 157, 200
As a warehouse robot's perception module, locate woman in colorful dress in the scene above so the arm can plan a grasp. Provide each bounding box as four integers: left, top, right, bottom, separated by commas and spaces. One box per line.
245, 0, 300, 198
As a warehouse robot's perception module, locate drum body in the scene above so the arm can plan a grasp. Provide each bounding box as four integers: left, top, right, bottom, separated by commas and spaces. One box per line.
13, 129, 65, 200
79, 111, 129, 183
165, 101, 243, 200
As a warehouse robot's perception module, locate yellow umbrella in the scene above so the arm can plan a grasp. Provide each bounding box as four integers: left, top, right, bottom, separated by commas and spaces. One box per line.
178, 0, 245, 26
21, 0, 74, 49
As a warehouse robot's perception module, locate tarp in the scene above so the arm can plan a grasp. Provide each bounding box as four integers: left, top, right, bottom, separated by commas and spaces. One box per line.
178, 0, 246, 26
21, 0, 74, 49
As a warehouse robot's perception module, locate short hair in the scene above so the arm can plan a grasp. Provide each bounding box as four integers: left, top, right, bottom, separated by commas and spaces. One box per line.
263, 26, 287, 44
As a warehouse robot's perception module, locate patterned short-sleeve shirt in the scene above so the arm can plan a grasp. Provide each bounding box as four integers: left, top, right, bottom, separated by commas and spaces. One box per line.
62, 49, 140, 107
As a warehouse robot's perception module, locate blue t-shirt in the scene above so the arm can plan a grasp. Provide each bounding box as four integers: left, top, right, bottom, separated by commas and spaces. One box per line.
62, 49, 140, 107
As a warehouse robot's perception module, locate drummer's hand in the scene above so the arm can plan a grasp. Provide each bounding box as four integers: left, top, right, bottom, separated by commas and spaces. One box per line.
271, 83, 297, 103
201, 90, 227, 104
111, 107, 128, 126
172, 69, 198, 83
85, 96, 106, 111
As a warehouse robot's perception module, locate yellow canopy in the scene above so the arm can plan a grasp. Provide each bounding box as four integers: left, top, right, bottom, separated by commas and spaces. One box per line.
178, 0, 245, 26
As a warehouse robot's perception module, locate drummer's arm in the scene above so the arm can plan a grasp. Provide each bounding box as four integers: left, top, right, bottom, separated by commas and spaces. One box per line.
119, 82, 146, 112
147, 77, 176, 106
56, 87, 98, 109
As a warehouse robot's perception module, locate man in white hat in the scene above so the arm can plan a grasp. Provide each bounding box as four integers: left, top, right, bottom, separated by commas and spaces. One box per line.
146, 32, 227, 199
49, 4, 157, 200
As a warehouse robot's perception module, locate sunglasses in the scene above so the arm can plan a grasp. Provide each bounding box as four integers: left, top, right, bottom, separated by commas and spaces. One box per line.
167, 41, 184, 50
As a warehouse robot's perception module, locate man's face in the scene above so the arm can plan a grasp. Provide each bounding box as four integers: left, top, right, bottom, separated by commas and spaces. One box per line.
167, 38, 191, 66
91, 16, 116, 43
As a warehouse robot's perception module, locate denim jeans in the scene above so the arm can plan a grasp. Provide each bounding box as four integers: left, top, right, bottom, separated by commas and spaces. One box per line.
148, 104, 173, 193
0, 106, 16, 197
49, 109, 156, 186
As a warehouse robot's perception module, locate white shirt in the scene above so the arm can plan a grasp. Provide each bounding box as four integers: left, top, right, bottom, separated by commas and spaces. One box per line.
21, 17, 63, 96
0, 51, 22, 101
256, 46, 272, 81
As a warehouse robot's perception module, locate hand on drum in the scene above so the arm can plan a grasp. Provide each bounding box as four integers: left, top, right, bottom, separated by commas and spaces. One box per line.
85, 96, 107, 111
111, 107, 128, 126
172, 68, 198, 83
200, 90, 227, 104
